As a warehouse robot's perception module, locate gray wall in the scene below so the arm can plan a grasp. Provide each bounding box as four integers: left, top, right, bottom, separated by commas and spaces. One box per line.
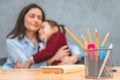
0, 0, 120, 66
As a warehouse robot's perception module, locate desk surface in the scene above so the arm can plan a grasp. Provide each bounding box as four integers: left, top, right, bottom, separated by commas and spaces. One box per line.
0, 67, 120, 80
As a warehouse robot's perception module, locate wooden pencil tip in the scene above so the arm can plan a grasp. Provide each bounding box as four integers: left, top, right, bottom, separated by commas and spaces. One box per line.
87, 27, 89, 29
81, 35, 83, 37
95, 28, 97, 32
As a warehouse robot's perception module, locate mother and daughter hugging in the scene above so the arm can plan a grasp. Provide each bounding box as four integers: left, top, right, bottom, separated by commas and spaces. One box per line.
2, 3, 83, 69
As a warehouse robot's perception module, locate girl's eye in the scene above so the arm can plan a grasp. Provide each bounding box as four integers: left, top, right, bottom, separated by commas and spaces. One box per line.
41, 26, 44, 29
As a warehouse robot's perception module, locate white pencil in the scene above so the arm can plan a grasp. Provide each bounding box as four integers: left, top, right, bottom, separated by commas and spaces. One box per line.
98, 44, 113, 78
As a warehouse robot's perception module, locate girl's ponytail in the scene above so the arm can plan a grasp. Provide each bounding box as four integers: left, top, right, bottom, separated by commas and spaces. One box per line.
59, 24, 66, 34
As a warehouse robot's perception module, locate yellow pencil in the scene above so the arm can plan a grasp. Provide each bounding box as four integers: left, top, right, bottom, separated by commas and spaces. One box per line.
95, 28, 99, 62
84, 42, 88, 50
101, 32, 109, 46
95, 29, 99, 49
81, 35, 89, 44
86, 27, 93, 43
65, 27, 85, 49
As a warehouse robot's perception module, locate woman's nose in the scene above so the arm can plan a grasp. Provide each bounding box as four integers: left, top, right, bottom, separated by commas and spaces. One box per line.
34, 17, 39, 23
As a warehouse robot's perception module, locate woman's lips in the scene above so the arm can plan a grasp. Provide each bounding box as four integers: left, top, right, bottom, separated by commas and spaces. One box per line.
32, 24, 39, 27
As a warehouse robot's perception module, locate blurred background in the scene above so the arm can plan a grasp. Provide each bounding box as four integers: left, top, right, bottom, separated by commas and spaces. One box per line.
0, 0, 120, 66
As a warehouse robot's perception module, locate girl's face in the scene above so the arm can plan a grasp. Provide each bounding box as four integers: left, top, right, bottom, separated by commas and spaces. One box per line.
38, 22, 57, 42
24, 8, 43, 33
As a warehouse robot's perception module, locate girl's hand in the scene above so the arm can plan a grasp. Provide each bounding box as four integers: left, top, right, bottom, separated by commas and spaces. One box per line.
54, 45, 70, 60
59, 55, 79, 65
46, 45, 69, 65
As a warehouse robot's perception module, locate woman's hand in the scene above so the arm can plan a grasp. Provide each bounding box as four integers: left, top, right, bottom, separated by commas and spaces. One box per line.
59, 55, 79, 65
46, 45, 69, 65
14, 60, 23, 68
23, 57, 34, 68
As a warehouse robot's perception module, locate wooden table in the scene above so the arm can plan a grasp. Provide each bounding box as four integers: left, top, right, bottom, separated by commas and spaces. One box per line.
0, 67, 120, 80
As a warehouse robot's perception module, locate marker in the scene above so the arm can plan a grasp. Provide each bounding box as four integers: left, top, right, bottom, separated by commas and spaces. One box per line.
88, 43, 95, 60
99, 46, 107, 61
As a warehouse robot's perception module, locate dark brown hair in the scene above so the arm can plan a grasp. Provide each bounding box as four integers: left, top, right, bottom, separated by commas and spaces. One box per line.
44, 20, 66, 34
7, 3, 45, 40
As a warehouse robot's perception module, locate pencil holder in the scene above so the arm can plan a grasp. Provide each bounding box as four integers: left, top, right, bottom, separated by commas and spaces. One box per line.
84, 48, 113, 79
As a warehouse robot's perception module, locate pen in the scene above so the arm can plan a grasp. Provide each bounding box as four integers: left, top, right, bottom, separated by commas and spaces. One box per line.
98, 44, 113, 78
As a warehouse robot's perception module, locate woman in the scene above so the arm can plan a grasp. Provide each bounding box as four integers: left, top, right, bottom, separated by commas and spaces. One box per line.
2, 3, 83, 69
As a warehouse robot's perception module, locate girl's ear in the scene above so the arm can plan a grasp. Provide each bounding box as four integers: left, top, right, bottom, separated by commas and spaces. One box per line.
53, 26, 59, 33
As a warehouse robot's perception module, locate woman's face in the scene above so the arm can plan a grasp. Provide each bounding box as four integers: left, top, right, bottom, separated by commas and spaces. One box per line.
24, 8, 43, 33
38, 22, 56, 42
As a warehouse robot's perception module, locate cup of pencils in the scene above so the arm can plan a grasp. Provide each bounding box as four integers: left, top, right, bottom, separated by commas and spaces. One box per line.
83, 28, 113, 79
84, 45, 113, 79
65, 27, 113, 79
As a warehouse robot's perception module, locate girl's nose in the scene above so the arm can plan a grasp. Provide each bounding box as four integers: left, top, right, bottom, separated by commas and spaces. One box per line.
38, 30, 41, 34
39, 30, 43, 35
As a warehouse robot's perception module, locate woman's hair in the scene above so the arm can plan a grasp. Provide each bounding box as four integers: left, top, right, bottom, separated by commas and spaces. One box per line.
7, 3, 45, 40
44, 20, 66, 34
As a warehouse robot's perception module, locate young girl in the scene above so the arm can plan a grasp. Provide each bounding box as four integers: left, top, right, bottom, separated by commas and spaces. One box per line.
24, 20, 71, 67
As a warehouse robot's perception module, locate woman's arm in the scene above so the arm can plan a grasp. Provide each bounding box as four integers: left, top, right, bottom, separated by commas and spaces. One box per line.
6, 38, 47, 68
68, 43, 83, 61
6, 39, 27, 67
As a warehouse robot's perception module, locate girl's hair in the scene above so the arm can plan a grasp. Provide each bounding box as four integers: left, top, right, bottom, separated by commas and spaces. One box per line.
7, 3, 45, 40
44, 20, 66, 34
